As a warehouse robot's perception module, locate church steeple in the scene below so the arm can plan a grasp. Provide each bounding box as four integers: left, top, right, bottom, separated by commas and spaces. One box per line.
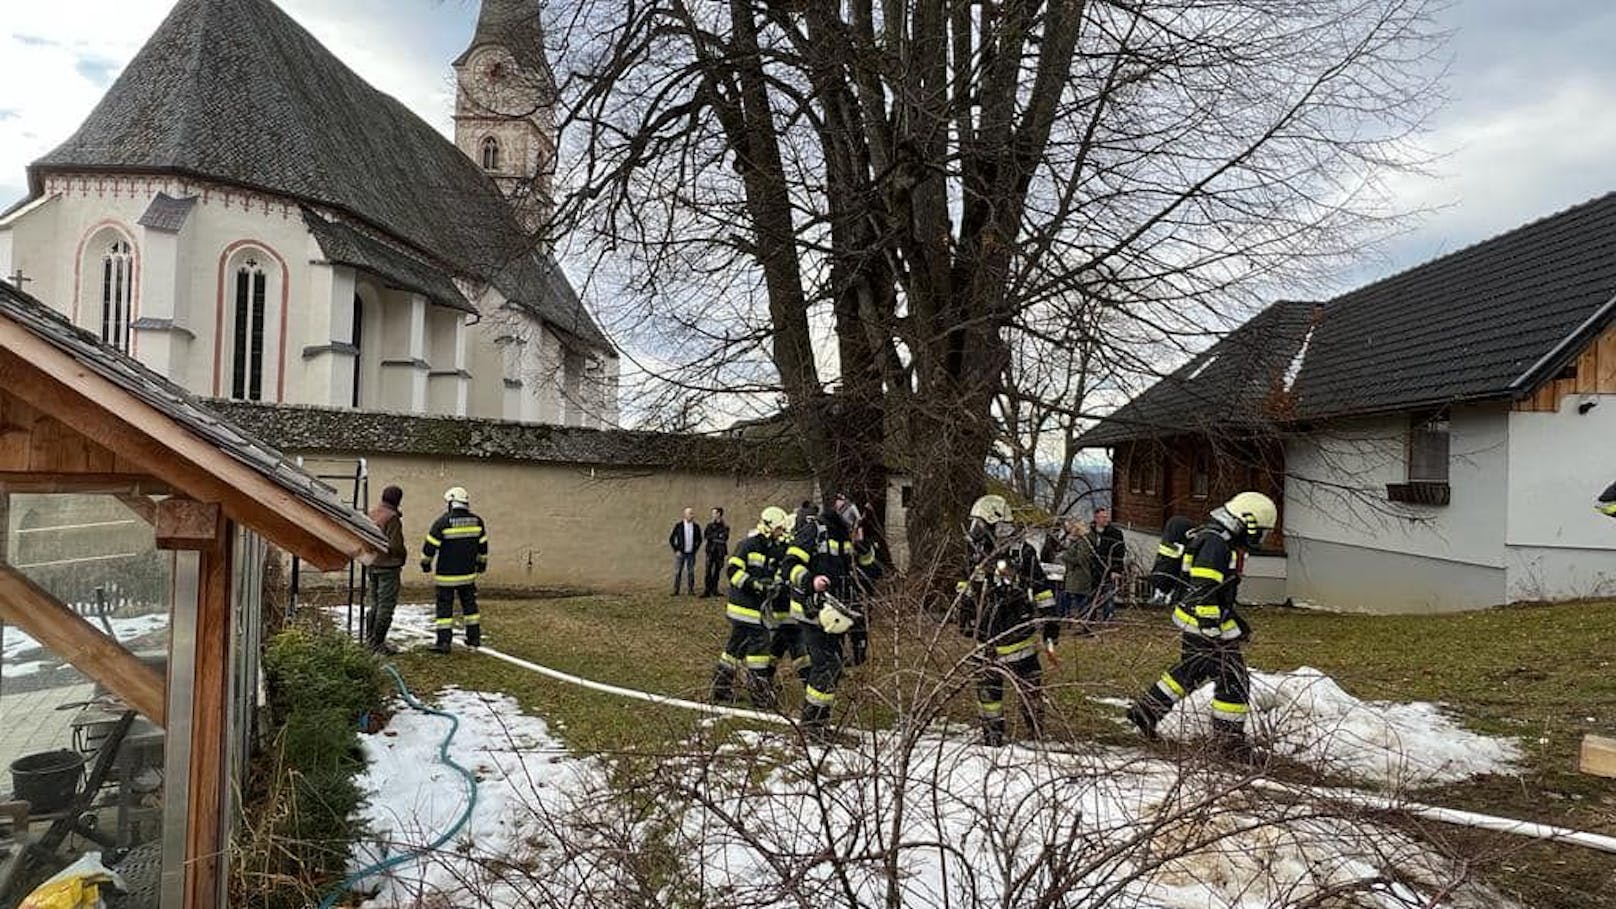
453, 0, 556, 235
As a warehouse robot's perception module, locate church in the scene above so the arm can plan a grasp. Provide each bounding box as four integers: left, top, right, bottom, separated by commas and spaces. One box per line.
0, 0, 618, 428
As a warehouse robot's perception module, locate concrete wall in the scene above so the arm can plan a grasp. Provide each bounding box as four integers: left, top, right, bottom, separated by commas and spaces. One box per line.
1504, 392, 1616, 601
318, 452, 812, 590
1283, 403, 1510, 611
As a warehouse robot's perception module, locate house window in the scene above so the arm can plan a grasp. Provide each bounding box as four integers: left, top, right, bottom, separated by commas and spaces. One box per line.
1191, 451, 1210, 500
1130, 450, 1161, 497
481, 136, 501, 171
1127, 454, 1142, 495
100, 239, 134, 353
1408, 414, 1450, 483
900, 485, 914, 509
230, 259, 267, 401
350, 295, 364, 409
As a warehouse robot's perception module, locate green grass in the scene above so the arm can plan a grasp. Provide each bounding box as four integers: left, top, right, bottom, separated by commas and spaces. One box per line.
384, 592, 1616, 908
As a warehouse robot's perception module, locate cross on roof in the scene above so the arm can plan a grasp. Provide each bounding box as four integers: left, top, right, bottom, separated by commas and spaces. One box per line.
6, 268, 30, 289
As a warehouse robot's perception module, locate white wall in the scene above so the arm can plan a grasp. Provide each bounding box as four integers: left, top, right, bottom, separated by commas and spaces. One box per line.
1504, 393, 1616, 601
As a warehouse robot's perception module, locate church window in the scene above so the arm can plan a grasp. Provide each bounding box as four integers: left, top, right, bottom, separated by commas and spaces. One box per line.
100, 239, 134, 353
231, 258, 268, 401
481, 136, 501, 172
351, 294, 364, 408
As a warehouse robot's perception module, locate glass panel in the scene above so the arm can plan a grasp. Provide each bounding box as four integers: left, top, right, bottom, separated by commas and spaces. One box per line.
232, 270, 249, 399
249, 273, 266, 402
0, 493, 176, 906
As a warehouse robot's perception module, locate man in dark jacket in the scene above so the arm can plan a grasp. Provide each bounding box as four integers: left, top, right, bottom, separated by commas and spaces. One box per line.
365, 485, 407, 653
1086, 507, 1127, 620
701, 507, 731, 598
668, 507, 702, 595
421, 486, 488, 653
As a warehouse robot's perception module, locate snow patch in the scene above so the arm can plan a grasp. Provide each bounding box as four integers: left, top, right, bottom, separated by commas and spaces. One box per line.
1155, 667, 1519, 786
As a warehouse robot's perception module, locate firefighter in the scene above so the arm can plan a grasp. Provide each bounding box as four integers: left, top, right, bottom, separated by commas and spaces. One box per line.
1597, 480, 1616, 518
1126, 491, 1278, 760
956, 494, 1058, 747
711, 506, 791, 706
1146, 515, 1197, 605
829, 492, 882, 666
420, 486, 488, 653
765, 513, 810, 691
781, 499, 859, 740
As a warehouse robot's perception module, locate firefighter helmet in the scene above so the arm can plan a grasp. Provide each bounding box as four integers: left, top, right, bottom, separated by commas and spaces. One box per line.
1222, 491, 1277, 537
1598, 480, 1616, 518
760, 506, 791, 538
818, 594, 859, 634
970, 494, 1013, 524
443, 486, 470, 507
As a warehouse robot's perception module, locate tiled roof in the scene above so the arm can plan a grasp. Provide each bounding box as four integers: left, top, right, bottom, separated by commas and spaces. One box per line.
29, 0, 609, 353
0, 280, 388, 552
1081, 191, 1616, 445
136, 192, 196, 232
1077, 301, 1317, 447
302, 210, 475, 316
1290, 191, 1616, 417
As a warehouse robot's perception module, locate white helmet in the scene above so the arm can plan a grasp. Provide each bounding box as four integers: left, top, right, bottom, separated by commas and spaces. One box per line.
444, 486, 470, 507
760, 505, 791, 538
969, 494, 1016, 541
818, 594, 859, 634
1221, 491, 1277, 539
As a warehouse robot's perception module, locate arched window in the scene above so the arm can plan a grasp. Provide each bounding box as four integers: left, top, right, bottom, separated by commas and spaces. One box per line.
101, 239, 134, 352
230, 257, 268, 400
481, 136, 501, 172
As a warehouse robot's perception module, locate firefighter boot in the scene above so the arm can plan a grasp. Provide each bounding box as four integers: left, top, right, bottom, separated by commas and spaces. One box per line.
981, 716, 1007, 748
1211, 718, 1256, 764
710, 662, 738, 704
801, 702, 834, 744
747, 670, 779, 710
1127, 698, 1168, 742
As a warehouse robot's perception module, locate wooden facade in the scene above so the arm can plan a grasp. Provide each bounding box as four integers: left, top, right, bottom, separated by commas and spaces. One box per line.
1514, 321, 1616, 413
1111, 436, 1287, 551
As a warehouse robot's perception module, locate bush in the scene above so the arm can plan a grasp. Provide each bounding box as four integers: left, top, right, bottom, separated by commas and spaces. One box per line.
233, 627, 389, 908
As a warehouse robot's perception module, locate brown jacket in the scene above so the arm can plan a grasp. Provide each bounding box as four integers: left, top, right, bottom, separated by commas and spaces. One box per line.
368, 502, 408, 568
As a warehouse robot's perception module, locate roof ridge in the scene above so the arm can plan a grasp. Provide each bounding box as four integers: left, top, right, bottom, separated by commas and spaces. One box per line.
1328, 190, 1616, 304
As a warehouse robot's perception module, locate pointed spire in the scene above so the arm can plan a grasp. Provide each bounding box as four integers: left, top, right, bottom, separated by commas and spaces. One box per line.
456, 0, 547, 73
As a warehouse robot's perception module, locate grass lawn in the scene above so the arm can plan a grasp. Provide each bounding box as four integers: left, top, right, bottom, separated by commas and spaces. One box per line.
388, 592, 1616, 908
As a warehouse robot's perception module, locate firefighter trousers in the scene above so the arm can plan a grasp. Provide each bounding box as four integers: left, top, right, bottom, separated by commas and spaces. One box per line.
1137, 636, 1250, 737
434, 584, 480, 649
801, 623, 843, 734
976, 650, 1044, 745
769, 622, 809, 683
712, 621, 774, 706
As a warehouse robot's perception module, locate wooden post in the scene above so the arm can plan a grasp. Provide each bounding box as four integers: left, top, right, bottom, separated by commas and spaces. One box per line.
0, 564, 167, 725
184, 515, 233, 908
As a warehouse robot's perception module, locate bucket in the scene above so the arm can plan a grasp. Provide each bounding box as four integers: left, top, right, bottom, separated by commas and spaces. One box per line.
10, 749, 85, 815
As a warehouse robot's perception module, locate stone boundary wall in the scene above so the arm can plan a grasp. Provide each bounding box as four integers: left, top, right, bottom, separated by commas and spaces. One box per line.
211, 402, 815, 591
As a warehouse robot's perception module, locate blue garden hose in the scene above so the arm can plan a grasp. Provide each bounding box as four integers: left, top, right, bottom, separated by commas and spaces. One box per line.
317, 663, 480, 909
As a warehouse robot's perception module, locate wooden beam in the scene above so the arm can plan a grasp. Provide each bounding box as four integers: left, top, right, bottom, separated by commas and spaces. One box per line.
156, 499, 221, 551
0, 472, 170, 495
0, 339, 373, 570
1580, 734, 1616, 779
116, 494, 158, 526
0, 564, 166, 725
184, 518, 232, 909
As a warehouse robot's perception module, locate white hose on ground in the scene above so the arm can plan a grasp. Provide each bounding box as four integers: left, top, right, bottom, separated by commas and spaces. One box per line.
392, 626, 1616, 854
1251, 777, 1616, 855
393, 626, 791, 726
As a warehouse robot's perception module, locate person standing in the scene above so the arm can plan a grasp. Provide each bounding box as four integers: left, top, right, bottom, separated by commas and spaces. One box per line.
364, 485, 407, 653
1056, 519, 1095, 624
1086, 507, 1127, 621
421, 486, 488, 654
780, 499, 859, 740
701, 507, 731, 598
956, 494, 1058, 746
668, 506, 702, 596
1147, 515, 1196, 605
1126, 491, 1277, 761
712, 506, 791, 706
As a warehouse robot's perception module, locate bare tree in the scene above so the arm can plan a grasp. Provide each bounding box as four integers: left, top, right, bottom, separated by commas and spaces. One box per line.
539, 0, 1443, 572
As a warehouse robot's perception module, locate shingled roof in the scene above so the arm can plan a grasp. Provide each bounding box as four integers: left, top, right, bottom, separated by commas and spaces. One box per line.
1289, 191, 1616, 418
1081, 191, 1616, 446
28, 0, 609, 352
1078, 301, 1318, 448
0, 279, 388, 554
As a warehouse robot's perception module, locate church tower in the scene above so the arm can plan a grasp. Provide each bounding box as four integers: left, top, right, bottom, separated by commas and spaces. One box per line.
453, 0, 556, 234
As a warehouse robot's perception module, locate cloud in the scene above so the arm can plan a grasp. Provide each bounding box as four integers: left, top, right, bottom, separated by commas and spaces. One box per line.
73, 56, 119, 86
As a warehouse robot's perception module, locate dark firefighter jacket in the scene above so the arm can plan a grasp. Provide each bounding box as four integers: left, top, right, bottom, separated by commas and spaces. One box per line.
781, 513, 853, 623
725, 530, 781, 625
1169, 523, 1249, 643
1150, 515, 1196, 594
957, 537, 1058, 656
421, 508, 488, 587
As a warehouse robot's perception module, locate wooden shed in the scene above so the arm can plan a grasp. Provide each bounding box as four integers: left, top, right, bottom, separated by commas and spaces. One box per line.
0, 279, 383, 906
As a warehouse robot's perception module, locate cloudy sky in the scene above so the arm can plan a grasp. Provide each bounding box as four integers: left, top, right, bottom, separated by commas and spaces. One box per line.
1, 0, 1614, 290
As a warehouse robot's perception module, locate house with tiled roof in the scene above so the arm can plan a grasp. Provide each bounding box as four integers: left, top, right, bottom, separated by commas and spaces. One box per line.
1079, 191, 1616, 612
0, 0, 617, 428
